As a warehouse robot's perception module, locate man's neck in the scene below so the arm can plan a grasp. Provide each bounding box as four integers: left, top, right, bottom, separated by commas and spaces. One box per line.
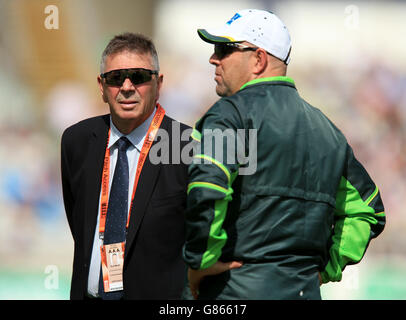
112, 118, 141, 135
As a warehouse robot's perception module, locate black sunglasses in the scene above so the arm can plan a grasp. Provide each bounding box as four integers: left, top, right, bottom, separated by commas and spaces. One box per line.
100, 68, 158, 86
214, 43, 258, 59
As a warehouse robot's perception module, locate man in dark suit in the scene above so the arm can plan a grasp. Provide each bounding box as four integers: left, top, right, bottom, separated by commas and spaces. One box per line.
61, 33, 191, 300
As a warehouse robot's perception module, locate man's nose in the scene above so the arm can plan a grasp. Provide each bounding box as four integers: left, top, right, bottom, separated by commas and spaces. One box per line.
209, 52, 220, 66
121, 77, 136, 91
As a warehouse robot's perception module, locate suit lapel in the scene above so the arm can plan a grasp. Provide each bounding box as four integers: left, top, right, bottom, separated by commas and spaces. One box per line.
83, 115, 110, 264
124, 115, 171, 261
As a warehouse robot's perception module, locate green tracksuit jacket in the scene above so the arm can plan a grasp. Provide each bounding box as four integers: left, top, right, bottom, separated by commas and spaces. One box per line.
182, 76, 385, 300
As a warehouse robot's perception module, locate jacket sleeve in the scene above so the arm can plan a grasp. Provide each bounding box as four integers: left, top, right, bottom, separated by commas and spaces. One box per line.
61, 128, 75, 239
320, 144, 386, 283
183, 100, 243, 270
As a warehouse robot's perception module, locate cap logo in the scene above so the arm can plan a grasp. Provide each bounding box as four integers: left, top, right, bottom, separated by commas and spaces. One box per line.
226, 13, 241, 25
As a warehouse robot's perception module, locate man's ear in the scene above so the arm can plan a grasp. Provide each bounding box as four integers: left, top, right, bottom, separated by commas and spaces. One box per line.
155, 74, 164, 102
252, 48, 268, 75
97, 75, 108, 103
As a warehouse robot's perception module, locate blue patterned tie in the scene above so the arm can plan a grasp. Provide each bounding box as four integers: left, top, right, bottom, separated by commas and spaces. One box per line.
99, 136, 131, 300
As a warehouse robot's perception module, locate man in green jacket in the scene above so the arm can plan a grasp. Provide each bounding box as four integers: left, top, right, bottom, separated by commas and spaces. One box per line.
183, 9, 385, 300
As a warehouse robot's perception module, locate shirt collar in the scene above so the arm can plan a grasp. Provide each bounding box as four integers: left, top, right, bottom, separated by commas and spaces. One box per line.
108, 107, 157, 152
239, 76, 295, 91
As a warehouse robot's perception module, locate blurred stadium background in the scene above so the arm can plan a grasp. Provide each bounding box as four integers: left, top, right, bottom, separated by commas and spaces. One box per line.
0, 0, 405, 299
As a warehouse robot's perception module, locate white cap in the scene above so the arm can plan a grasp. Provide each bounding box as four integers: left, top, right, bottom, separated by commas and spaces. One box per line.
198, 9, 292, 64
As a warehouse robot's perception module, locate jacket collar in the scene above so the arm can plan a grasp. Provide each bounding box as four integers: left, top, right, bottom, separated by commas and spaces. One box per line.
239, 76, 295, 91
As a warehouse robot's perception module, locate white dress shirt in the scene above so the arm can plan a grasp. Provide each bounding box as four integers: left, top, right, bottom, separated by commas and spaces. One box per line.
87, 108, 156, 297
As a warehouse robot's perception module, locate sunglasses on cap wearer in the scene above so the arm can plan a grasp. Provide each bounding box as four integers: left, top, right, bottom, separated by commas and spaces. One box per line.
214, 43, 258, 59
100, 68, 158, 86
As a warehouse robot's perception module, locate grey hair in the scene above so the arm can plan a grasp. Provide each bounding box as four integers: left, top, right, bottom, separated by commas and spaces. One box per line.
100, 32, 159, 74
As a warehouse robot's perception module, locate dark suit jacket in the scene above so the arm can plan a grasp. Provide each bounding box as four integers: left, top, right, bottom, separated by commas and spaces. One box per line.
61, 113, 191, 299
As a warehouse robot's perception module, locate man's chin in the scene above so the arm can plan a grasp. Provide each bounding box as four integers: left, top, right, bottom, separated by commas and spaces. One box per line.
111, 106, 140, 121
215, 85, 231, 97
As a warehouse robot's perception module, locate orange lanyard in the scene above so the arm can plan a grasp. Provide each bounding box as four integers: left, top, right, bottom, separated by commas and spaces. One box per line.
99, 104, 165, 239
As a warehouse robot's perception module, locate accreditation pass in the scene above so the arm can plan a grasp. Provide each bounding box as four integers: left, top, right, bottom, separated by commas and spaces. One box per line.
100, 242, 125, 292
